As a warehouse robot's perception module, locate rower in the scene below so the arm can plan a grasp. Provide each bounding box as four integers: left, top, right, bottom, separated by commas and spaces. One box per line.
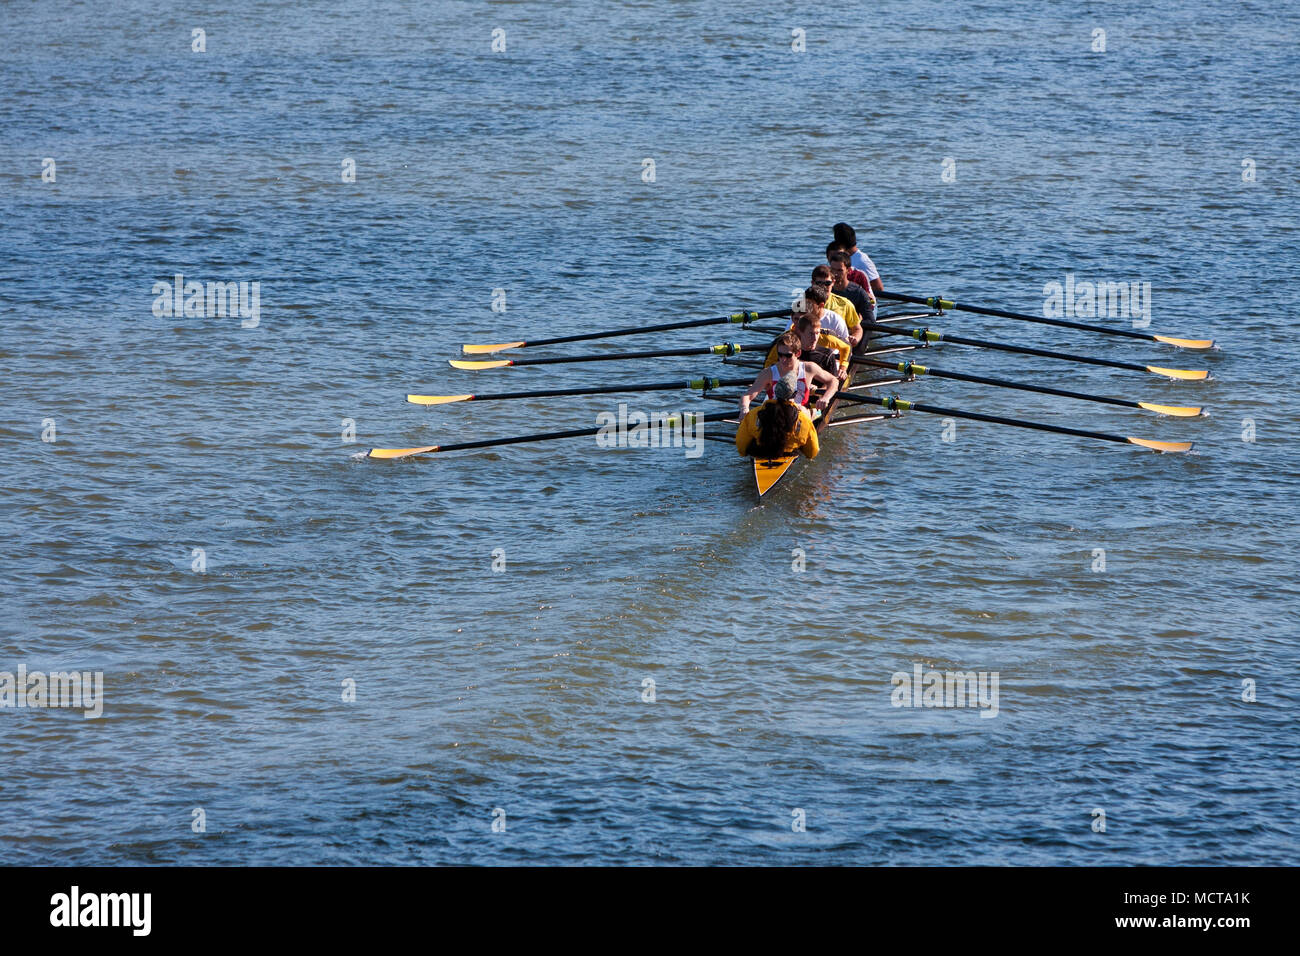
764, 287, 851, 378
735, 373, 821, 460
832, 222, 883, 294
736, 334, 832, 460
742, 328, 840, 414
811, 264, 863, 350
825, 250, 875, 354
828, 240, 872, 293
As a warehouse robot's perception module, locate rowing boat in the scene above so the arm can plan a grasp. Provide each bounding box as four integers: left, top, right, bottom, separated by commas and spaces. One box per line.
370, 289, 1209, 480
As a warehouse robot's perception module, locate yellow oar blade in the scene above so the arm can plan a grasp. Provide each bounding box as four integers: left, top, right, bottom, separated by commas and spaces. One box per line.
367, 445, 438, 460
407, 394, 473, 406
462, 341, 525, 355
1127, 437, 1194, 453
449, 359, 510, 370
1137, 401, 1203, 418
1147, 365, 1209, 381
1154, 334, 1215, 350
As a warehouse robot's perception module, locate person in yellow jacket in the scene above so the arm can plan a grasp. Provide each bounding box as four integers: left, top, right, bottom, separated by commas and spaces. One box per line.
811, 264, 863, 350
736, 331, 836, 460
763, 289, 851, 377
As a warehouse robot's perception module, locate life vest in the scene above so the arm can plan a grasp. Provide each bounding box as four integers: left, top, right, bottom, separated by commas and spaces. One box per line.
764, 363, 810, 405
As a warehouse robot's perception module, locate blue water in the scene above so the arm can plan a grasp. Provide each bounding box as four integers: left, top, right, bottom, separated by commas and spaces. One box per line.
1, 0, 1297, 864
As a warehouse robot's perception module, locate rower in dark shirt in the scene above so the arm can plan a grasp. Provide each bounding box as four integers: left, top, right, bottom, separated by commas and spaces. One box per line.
827, 249, 876, 354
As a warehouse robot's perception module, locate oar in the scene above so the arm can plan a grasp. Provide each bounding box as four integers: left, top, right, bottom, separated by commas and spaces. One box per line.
461, 309, 791, 355
836, 392, 1193, 453
451, 342, 746, 370
408, 375, 753, 406
366, 411, 735, 460
879, 291, 1214, 350
853, 357, 1203, 417
862, 322, 1210, 381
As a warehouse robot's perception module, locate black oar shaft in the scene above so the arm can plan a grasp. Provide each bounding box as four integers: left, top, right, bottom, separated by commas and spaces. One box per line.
862, 322, 1149, 372
878, 291, 1159, 343
514, 310, 790, 350
430, 411, 736, 454
853, 357, 1139, 410
506, 344, 742, 366
457, 377, 753, 402
836, 393, 1132, 445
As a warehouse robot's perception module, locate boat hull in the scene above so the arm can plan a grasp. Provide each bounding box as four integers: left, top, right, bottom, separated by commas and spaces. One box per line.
751, 394, 843, 497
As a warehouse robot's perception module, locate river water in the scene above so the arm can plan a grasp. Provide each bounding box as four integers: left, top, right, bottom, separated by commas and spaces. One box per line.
1, 0, 1297, 864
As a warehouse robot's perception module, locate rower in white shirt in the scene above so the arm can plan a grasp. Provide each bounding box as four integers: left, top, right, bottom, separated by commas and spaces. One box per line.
793, 279, 851, 346
833, 221, 883, 294
807, 297, 850, 346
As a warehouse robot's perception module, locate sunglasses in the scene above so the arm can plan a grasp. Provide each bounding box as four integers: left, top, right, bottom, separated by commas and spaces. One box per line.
777, 350, 797, 358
